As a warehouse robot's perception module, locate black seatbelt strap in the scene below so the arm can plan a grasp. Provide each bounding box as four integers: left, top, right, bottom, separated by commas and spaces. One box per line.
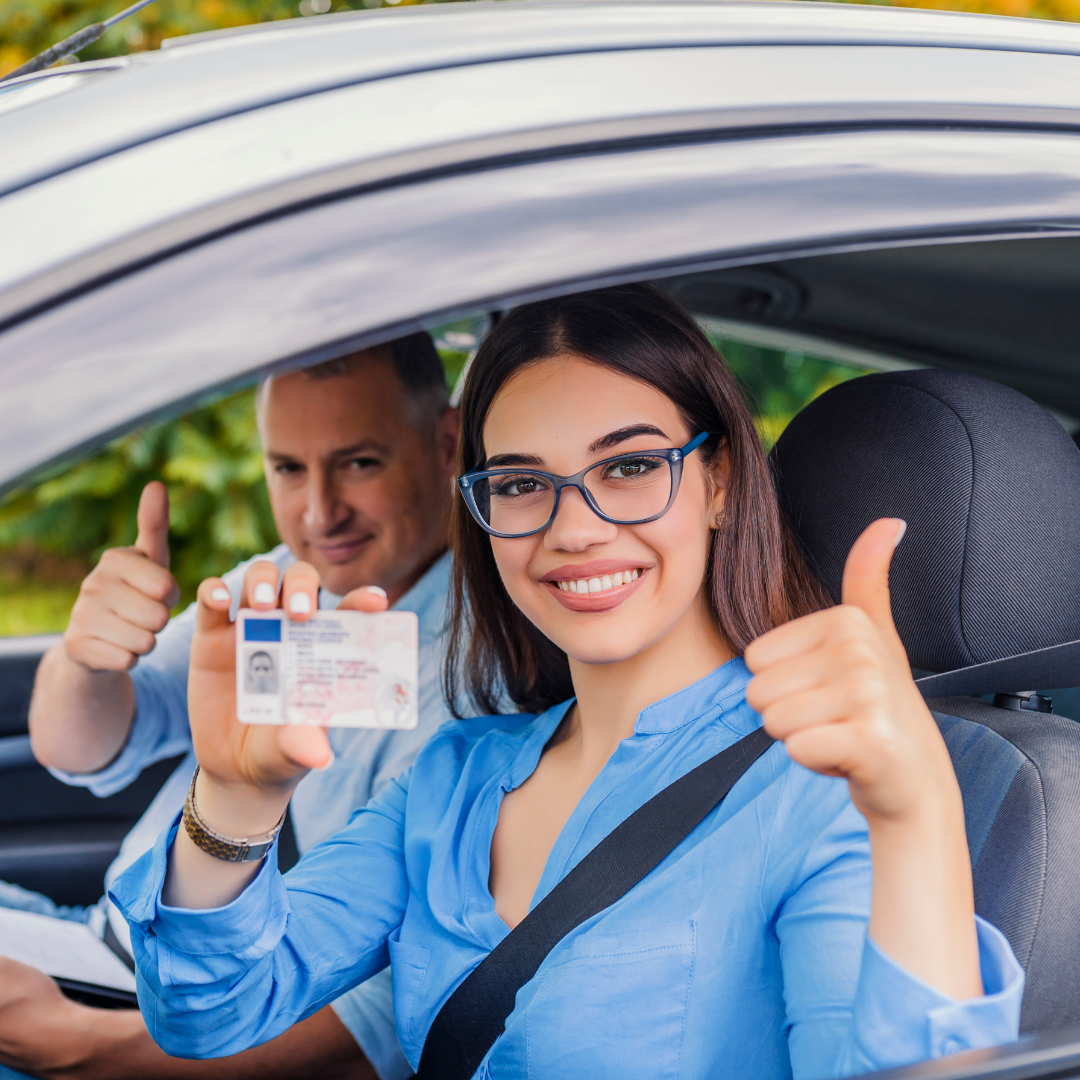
415, 725, 775, 1080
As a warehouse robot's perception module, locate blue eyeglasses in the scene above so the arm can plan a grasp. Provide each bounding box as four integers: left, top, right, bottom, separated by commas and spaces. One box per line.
458, 432, 711, 539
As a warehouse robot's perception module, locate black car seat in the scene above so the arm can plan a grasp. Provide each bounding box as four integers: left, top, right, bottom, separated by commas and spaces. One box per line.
770, 369, 1080, 1034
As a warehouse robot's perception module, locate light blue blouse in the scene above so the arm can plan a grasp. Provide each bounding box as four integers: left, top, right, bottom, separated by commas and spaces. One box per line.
112, 659, 1022, 1080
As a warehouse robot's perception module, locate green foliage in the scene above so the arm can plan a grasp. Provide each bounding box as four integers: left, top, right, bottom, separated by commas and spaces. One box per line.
0, 0, 454, 78
0, 387, 278, 613
710, 334, 869, 451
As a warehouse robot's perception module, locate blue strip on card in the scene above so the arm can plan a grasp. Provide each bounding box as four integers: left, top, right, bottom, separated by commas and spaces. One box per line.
244, 618, 282, 642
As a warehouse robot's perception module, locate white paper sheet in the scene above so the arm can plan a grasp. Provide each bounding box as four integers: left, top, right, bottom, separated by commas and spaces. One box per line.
0, 907, 136, 992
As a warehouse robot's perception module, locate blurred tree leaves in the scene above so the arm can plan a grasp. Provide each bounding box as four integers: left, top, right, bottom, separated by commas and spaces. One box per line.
0, 0, 437, 76
3, 0, 1078, 78
0, 388, 277, 610
711, 335, 869, 451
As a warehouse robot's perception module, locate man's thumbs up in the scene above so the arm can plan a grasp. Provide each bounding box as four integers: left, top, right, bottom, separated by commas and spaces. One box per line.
62, 481, 181, 672
134, 480, 171, 568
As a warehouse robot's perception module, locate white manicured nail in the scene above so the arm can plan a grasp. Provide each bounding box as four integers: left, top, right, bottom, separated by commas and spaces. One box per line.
211, 587, 230, 603
253, 582, 276, 604
314, 749, 336, 772
288, 592, 312, 614
365, 586, 387, 599
893, 520, 908, 547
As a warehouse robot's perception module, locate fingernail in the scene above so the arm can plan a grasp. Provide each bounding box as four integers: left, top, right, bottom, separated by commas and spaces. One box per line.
211, 587, 230, 603
893, 520, 908, 547
288, 591, 312, 614
314, 749, 336, 772
253, 582, 276, 604
365, 586, 387, 599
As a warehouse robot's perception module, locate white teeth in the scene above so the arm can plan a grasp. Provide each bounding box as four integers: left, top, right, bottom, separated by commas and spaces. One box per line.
556, 570, 643, 595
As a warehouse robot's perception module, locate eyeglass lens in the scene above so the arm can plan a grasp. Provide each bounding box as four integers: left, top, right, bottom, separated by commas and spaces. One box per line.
473, 452, 674, 535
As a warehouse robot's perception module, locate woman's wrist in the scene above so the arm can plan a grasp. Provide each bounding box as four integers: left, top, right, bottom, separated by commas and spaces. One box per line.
192, 767, 293, 841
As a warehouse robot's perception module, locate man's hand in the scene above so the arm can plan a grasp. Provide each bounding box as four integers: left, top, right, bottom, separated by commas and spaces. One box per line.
30, 482, 181, 774
0, 955, 92, 1076
0, 955, 374, 1080
63, 482, 180, 673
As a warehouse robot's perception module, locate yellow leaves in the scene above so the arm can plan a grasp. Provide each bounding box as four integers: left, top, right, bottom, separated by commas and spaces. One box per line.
0, 45, 30, 78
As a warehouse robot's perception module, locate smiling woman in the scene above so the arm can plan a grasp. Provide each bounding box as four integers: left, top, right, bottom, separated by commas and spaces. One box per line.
447, 285, 825, 717
112, 283, 1023, 1080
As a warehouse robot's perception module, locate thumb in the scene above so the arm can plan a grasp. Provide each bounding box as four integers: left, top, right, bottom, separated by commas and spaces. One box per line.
840, 518, 907, 642
279, 725, 334, 772
134, 482, 170, 568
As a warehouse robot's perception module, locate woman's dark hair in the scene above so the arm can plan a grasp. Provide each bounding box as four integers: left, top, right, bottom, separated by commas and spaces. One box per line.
446, 283, 828, 717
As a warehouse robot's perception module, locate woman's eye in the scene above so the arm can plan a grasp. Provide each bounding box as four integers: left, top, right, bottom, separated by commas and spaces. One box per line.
493, 476, 545, 497
606, 458, 656, 480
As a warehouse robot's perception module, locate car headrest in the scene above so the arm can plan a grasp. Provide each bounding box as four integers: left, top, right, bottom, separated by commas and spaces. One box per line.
770, 369, 1080, 675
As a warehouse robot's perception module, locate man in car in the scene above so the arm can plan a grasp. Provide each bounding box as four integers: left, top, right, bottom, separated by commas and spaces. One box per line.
0, 333, 460, 1080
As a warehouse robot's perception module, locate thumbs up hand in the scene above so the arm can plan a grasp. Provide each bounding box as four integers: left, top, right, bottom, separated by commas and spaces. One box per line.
62, 481, 182, 673
745, 518, 955, 824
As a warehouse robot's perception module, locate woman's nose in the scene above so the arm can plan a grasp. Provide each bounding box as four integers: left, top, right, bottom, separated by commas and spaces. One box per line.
544, 486, 619, 552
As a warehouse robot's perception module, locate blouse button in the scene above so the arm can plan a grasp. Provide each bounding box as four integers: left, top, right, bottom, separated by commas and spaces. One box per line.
942, 1036, 968, 1055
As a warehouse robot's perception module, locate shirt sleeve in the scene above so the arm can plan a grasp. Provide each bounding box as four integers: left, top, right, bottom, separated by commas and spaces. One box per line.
331, 968, 414, 1080
770, 767, 1023, 1080
47, 601, 198, 797
109, 771, 413, 1060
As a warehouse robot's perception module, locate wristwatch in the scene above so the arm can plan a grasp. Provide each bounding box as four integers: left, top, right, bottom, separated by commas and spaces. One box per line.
181, 765, 286, 863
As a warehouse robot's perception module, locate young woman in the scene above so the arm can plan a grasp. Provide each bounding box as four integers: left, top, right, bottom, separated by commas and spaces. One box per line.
112, 285, 1020, 1080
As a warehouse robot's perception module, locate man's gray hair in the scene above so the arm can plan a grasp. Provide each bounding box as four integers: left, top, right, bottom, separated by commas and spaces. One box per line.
259, 332, 450, 437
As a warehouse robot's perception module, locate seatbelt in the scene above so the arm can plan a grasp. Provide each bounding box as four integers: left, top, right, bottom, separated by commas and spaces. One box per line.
915, 638, 1080, 699
415, 725, 775, 1080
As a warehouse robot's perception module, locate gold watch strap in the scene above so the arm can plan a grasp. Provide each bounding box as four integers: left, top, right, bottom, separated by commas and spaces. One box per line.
181, 764, 286, 863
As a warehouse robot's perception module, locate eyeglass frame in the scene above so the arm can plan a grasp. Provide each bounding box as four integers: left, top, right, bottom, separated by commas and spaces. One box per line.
457, 431, 712, 539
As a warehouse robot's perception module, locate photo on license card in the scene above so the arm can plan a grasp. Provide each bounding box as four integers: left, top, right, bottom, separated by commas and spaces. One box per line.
236, 609, 419, 729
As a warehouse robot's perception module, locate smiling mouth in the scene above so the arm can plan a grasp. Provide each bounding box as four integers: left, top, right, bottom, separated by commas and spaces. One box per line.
313, 536, 374, 561
554, 569, 641, 595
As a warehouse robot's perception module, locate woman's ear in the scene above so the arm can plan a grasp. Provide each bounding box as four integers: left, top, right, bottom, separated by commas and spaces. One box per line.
707, 441, 730, 529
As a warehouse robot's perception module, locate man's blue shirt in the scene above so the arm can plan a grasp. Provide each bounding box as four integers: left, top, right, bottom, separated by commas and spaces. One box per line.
113, 658, 1022, 1080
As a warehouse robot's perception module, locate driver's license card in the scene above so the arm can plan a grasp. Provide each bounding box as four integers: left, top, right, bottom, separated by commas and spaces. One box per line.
235, 608, 419, 729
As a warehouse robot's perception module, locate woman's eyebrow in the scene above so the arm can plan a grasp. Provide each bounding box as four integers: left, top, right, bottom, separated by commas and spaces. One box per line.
588, 424, 669, 455
484, 452, 546, 469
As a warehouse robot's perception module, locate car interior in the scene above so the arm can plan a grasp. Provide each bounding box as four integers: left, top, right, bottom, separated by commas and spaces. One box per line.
1, 232, 1079, 1049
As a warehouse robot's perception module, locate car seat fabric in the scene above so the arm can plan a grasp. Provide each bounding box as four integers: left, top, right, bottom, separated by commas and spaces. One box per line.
931, 696, 1080, 1034
769, 369, 1080, 1034
770, 369, 1080, 674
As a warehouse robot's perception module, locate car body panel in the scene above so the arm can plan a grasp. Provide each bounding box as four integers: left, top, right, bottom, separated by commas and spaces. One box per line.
6, 43, 1080, 317
2, 127, 1080, 494
5, 0, 1080, 200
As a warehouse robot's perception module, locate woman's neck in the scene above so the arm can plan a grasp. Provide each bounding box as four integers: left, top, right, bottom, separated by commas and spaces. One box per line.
561, 595, 735, 768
